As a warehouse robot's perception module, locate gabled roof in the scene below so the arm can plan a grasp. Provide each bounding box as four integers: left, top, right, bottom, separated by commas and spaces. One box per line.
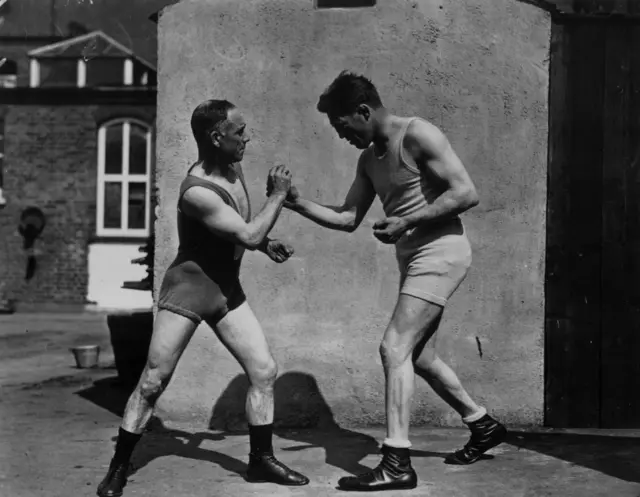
28, 30, 156, 71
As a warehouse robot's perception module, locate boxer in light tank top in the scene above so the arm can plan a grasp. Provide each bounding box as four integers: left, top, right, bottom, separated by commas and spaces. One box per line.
279, 71, 507, 492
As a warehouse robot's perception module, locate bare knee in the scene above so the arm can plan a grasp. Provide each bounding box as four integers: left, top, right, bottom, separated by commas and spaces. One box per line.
414, 347, 438, 372
248, 358, 278, 389
138, 365, 171, 403
379, 333, 414, 370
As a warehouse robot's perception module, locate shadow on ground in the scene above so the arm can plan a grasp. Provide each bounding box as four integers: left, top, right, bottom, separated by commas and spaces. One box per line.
75, 372, 640, 484
209, 372, 448, 476
76, 377, 245, 479
507, 431, 640, 484
75, 371, 446, 479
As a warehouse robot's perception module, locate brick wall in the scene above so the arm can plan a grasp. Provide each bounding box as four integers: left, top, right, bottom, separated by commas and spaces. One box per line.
0, 104, 155, 306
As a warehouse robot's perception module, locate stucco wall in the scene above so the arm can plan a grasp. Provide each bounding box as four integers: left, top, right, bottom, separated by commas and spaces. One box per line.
155, 0, 550, 428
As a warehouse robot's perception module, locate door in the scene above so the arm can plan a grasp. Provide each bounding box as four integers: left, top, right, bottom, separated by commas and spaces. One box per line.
546, 16, 640, 428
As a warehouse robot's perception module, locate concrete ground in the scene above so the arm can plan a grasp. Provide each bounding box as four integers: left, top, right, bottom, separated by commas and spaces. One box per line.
1, 313, 640, 497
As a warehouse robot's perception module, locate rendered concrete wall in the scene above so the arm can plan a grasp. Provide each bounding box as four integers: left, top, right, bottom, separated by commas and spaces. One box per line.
155, 0, 550, 428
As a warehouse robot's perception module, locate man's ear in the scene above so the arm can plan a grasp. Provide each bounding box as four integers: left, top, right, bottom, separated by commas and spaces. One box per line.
356, 104, 371, 121
210, 129, 222, 148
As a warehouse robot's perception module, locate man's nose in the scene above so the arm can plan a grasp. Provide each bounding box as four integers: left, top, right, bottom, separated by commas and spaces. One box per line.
243, 134, 250, 143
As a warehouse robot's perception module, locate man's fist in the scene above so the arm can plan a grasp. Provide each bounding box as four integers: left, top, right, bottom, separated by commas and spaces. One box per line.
373, 217, 410, 244
266, 177, 299, 205
284, 185, 300, 207
267, 165, 292, 196
265, 239, 294, 263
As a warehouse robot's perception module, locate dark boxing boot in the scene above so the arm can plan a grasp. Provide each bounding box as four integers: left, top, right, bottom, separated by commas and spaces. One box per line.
246, 452, 310, 486
445, 414, 508, 465
337, 445, 417, 492
96, 460, 129, 497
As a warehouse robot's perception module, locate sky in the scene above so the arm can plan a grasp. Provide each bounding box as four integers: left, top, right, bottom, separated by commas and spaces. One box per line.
0, 0, 179, 65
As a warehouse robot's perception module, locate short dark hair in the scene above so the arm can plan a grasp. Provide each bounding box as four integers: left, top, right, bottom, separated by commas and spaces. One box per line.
190, 99, 236, 148
317, 71, 382, 117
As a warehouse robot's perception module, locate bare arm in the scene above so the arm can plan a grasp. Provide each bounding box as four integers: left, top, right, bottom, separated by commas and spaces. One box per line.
401, 120, 479, 229
182, 166, 290, 250
286, 157, 376, 233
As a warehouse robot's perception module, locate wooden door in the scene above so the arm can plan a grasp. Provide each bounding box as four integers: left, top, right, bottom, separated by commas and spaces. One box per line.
546, 15, 640, 428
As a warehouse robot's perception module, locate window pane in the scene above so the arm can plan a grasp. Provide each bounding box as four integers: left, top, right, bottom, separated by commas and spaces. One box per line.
104, 124, 123, 174
104, 182, 122, 229
0, 59, 17, 75
129, 124, 148, 175
39, 59, 77, 87
0, 59, 17, 88
86, 58, 124, 87
128, 182, 147, 230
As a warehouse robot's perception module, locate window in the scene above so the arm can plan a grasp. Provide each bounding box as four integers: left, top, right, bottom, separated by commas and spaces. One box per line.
37, 58, 78, 87
133, 61, 157, 87
86, 57, 125, 87
316, 0, 375, 7
97, 119, 152, 237
30, 57, 149, 88
0, 58, 17, 88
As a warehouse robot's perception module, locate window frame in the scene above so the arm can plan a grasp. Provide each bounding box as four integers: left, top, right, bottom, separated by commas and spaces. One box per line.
96, 118, 152, 238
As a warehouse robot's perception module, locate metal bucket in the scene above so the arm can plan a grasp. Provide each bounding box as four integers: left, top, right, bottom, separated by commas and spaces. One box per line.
70, 345, 100, 369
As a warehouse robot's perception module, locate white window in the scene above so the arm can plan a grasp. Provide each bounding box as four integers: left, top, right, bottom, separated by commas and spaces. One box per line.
96, 119, 152, 237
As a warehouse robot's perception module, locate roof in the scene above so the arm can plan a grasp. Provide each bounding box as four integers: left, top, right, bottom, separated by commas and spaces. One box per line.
148, 0, 181, 23
28, 30, 156, 71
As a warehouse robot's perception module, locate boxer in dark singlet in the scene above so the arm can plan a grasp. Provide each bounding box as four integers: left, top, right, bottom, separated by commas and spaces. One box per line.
97, 100, 309, 497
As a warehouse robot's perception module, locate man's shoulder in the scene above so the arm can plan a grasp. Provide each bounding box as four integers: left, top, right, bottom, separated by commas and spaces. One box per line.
356, 146, 376, 172
404, 117, 447, 151
405, 116, 440, 136
182, 182, 228, 213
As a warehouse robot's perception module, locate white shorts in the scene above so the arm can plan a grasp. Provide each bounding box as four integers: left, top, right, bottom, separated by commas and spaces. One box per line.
395, 220, 472, 307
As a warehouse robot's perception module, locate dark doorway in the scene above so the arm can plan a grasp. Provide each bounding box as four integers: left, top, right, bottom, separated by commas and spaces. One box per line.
546, 13, 640, 428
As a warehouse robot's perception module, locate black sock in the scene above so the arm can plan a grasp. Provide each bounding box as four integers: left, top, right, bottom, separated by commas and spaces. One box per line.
249, 423, 273, 455
112, 428, 142, 465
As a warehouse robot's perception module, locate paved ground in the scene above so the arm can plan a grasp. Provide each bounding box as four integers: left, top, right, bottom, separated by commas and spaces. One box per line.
1, 312, 640, 497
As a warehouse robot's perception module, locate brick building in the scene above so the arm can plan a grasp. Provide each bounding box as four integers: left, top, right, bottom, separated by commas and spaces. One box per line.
0, 2, 157, 311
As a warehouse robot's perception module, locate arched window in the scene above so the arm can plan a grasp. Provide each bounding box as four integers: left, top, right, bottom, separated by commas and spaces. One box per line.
96, 119, 152, 237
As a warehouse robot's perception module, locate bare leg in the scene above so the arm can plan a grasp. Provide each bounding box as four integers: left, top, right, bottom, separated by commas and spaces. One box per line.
411, 313, 481, 419
211, 303, 277, 427
338, 294, 440, 492
98, 310, 197, 497
210, 302, 309, 486
381, 295, 443, 446
411, 308, 507, 466
122, 310, 197, 433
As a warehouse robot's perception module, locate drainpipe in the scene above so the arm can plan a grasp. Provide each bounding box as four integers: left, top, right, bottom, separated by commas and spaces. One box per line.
0, 116, 5, 207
